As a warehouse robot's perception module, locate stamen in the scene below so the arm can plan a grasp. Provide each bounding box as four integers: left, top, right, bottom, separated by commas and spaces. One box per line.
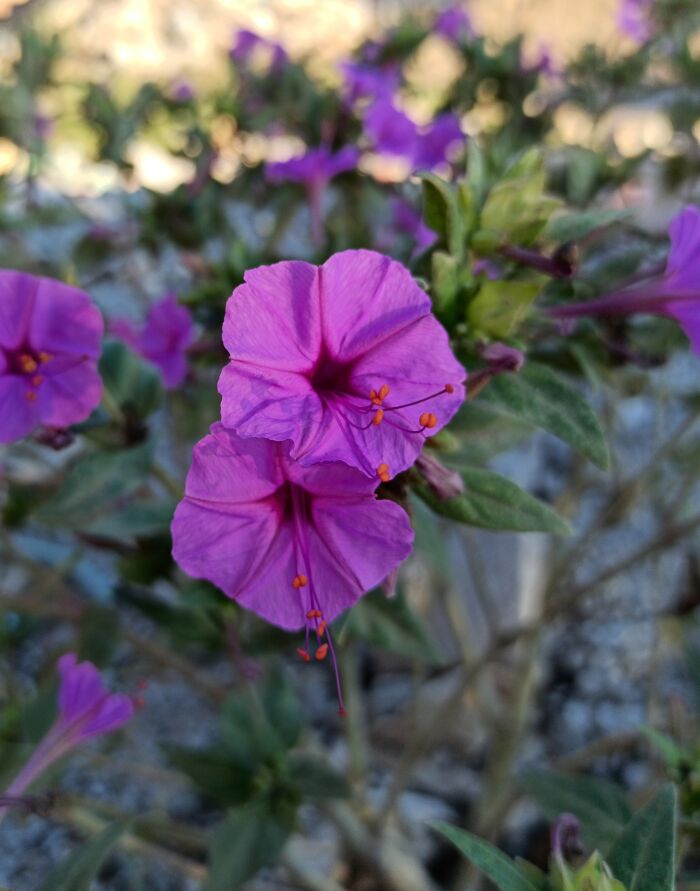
19, 354, 38, 374
296, 647, 311, 662
382, 385, 454, 413
419, 412, 438, 429
31, 375, 43, 387
315, 643, 329, 661
445, 383, 454, 393
38, 351, 53, 364
306, 608, 322, 619
293, 574, 308, 589
25, 391, 37, 402
377, 462, 391, 483
317, 620, 327, 637
370, 384, 390, 406
372, 409, 384, 426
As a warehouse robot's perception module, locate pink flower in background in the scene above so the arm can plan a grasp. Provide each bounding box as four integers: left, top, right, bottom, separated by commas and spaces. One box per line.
340, 61, 400, 105
229, 29, 288, 71
218, 250, 465, 480
391, 198, 437, 253
617, 0, 653, 42
112, 293, 194, 389
549, 206, 700, 356
0, 654, 133, 819
434, 6, 472, 42
171, 423, 414, 711
364, 100, 464, 171
0, 271, 103, 444
266, 146, 359, 244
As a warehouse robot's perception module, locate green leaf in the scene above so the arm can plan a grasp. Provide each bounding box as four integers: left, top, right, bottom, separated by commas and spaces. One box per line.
37, 820, 129, 891
467, 280, 541, 338
479, 362, 609, 469
415, 467, 570, 535
430, 822, 541, 891
100, 339, 162, 420
607, 784, 676, 891
340, 587, 442, 663
421, 172, 464, 260
202, 802, 292, 891
87, 500, 175, 541
166, 746, 255, 806
288, 754, 350, 800
518, 769, 631, 851
36, 443, 153, 529
544, 209, 632, 243
431, 251, 459, 321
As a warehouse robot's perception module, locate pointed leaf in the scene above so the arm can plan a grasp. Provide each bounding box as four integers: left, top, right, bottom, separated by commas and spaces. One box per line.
37, 820, 129, 891
430, 822, 541, 891
607, 785, 676, 891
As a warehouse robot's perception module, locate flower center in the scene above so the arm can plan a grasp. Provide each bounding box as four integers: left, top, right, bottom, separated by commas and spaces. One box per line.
2, 347, 53, 402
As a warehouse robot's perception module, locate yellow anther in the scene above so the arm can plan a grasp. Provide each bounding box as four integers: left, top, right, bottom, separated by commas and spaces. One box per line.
315, 643, 329, 661
306, 609, 322, 619
372, 409, 384, 426
293, 574, 308, 589
38, 351, 53, 364
19, 354, 38, 374
419, 412, 438, 429
377, 463, 389, 475
318, 620, 327, 638
379, 384, 390, 400
31, 375, 43, 387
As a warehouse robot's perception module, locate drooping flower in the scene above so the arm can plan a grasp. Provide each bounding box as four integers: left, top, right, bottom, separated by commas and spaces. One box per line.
171, 423, 415, 711
390, 198, 437, 254
415, 451, 464, 500
112, 293, 194, 389
0, 654, 134, 820
549, 206, 700, 356
229, 29, 288, 72
617, 0, 653, 42
364, 99, 464, 172
434, 5, 472, 43
0, 271, 103, 444
340, 60, 400, 106
266, 146, 359, 244
218, 249, 466, 480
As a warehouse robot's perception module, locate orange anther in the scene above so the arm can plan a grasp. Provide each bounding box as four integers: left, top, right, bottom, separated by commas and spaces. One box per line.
379, 384, 390, 399
445, 383, 454, 394
369, 389, 378, 400
318, 621, 327, 637
372, 409, 384, 426
31, 375, 43, 387
293, 574, 308, 589
315, 643, 329, 661
19, 354, 38, 373
419, 412, 437, 429
377, 463, 389, 475
25, 390, 37, 402
296, 647, 311, 662
38, 352, 53, 364
379, 472, 390, 483
306, 609, 322, 619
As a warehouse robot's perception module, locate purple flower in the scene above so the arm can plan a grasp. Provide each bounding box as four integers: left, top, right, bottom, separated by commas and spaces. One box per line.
617, 0, 653, 42
217, 250, 466, 480
112, 293, 194, 390
0, 654, 133, 817
415, 451, 464, 500
229, 29, 288, 71
266, 146, 359, 244
170, 80, 195, 102
364, 100, 464, 171
340, 61, 400, 105
391, 198, 437, 253
434, 6, 472, 42
0, 271, 103, 444
521, 43, 560, 79
171, 423, 414, 711
549, 206, 700, 356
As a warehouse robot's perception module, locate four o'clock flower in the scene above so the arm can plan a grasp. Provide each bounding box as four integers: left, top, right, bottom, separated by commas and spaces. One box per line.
0, 653, 134, 821
171, 423, 414, 712
112, 293, 194, 390
340, 60, 400, 106
217, 249, 465, 481
0, 271, 103, 444
229, 29, 288, 72
549, 206, 700, 357
363, 100, 464, 172
617, 0, 653, 42
434, 6, 472, 43
266, 146, 359, 244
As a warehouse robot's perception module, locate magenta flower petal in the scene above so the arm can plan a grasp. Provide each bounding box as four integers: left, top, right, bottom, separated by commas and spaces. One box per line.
0, 271, 103, 443
171, 424, 414, 631
219, 250, 465, 478
56, 652, 134, 742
